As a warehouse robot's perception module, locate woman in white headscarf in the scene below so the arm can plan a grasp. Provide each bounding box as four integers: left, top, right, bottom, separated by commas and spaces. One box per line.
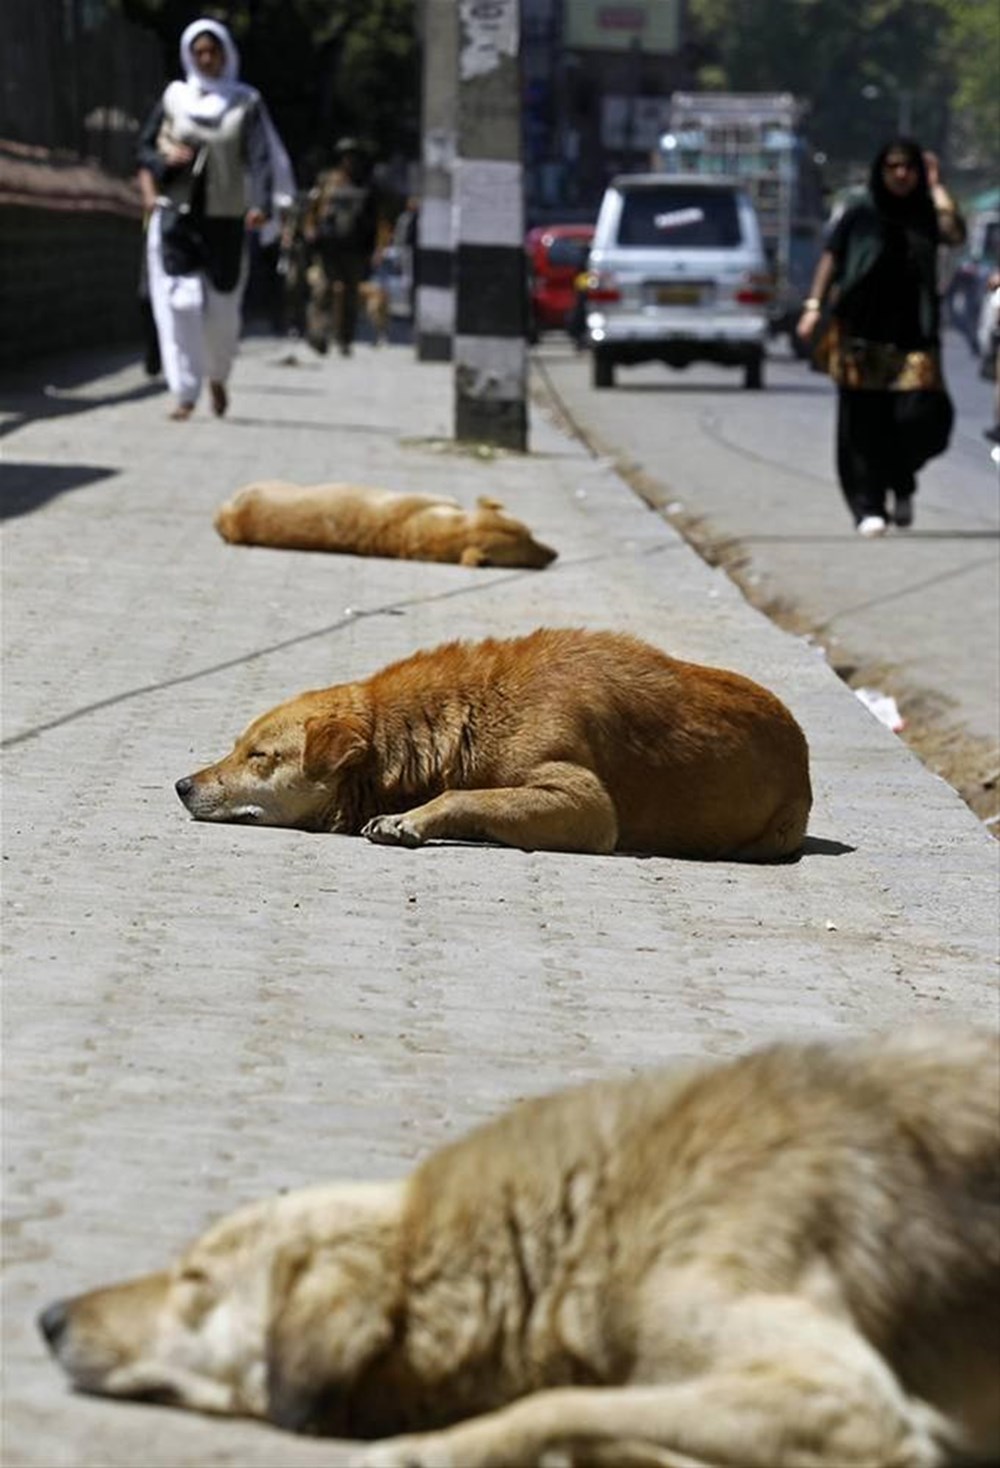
137, 18, 294, 420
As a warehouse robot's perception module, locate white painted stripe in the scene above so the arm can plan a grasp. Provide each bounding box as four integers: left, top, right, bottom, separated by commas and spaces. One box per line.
454, 159, 523, 246
417, 285, 455, 334
420, 195, 454, 251
454, 334, 526, 400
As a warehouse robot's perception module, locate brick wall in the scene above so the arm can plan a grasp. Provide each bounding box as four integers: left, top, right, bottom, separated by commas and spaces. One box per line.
0, 140, 144, 369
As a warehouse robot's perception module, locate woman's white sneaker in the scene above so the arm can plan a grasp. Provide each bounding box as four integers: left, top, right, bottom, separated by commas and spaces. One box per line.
857, 515, 888, 538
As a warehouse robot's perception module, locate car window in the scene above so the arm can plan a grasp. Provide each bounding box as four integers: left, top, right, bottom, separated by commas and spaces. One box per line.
547, 238, 591, 270
617, 188, 742, 248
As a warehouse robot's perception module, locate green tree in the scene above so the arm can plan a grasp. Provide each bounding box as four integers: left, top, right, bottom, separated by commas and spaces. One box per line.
686, 0, 980, 176
939, 0, 1000, 170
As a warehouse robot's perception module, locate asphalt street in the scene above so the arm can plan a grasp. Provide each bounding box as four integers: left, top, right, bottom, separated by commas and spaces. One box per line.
2, 333, 998, 1467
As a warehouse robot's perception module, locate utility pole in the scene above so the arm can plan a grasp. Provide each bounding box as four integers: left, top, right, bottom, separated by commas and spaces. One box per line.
453, 0, 527, 450
416, 0, 457, 362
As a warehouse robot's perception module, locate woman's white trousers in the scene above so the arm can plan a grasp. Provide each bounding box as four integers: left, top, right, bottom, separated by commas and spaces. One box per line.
147, 210, 247, 406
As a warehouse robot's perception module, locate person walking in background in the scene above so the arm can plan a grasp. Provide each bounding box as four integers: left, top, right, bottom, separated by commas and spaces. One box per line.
797, 139, 966, 536
137, 17, 294, 421
302, 137, 378, 357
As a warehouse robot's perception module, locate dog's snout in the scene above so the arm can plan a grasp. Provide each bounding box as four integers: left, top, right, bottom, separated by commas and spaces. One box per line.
38, 1298, 70, 1351
175, 775, 194, 803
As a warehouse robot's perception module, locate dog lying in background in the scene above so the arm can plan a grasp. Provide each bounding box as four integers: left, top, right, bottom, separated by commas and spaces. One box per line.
173, 628, 812, 860
40, 1027, 1000, 1467
213, 482, 557, 569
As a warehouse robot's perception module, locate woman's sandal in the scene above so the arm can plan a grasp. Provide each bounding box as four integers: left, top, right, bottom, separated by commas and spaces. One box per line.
169, 403, 194, 422
209, 381, 228, 417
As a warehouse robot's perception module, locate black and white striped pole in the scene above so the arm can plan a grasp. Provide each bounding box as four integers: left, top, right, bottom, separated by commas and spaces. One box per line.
416, 0, 457, 362
453, 0, 527, 450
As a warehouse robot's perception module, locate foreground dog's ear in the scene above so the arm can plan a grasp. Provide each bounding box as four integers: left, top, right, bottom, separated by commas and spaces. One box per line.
265, 1242, 396, 1434
475, 495, 505, 512
302, 713, 369, 781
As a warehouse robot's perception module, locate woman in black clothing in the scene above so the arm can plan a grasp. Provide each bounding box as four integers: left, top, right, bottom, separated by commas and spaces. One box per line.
797, 140, 966, 536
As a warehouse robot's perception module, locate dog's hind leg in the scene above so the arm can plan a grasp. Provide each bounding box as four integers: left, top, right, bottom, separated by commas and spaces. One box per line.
361, 762, 619, 854
728, 794, 812, 861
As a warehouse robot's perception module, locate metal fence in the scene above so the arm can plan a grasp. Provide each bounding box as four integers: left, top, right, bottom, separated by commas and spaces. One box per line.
0, 0, 164, 176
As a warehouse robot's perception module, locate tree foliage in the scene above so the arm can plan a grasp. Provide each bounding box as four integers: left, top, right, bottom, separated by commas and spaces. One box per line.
687, 0, 997, 178
117, 0, 419, 181
937, 0, 1000, 169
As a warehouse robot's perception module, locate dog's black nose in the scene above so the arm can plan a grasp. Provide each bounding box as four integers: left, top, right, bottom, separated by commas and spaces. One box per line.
175, 776, 194, 801
38, 1299, 69, 1350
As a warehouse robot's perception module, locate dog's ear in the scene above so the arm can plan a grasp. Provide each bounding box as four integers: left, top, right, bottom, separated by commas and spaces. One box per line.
475, 495, 505, 513
265, 1241, 396, 1435
460, 546, 489, 567
302, 711, 370, 781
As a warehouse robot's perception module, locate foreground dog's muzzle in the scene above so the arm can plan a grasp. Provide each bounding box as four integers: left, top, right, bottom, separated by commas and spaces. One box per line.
38, 1299, 69, 1353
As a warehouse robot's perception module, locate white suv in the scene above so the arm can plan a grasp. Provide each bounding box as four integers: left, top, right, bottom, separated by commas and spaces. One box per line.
585, 174, 772, 389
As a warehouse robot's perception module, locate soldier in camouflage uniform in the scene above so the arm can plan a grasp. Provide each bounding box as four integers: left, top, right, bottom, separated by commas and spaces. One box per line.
302, 138, 378, 357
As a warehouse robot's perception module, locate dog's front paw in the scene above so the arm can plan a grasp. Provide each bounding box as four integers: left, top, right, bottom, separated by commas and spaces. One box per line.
362, 813, 425, 848
360, 1433, 453, 1468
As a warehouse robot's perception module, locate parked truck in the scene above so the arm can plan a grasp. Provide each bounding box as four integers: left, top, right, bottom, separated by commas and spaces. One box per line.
652, 93, 826, 348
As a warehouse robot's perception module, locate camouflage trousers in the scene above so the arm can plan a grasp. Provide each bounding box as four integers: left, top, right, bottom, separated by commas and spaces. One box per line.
306, 248, 367, 353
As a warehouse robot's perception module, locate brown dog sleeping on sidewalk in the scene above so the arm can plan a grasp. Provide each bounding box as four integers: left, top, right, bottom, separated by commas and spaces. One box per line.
40, 1028, 1000, 1466
174, 628, 812, 859
213, 481, 557, 569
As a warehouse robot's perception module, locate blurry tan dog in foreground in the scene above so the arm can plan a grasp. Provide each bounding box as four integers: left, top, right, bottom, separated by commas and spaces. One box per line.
213, 481, 557, 569
173, 628, 811, 859
40, 1028, 1000, 1466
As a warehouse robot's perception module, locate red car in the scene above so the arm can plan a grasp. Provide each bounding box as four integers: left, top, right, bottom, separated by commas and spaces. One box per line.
526, 224, 594, 338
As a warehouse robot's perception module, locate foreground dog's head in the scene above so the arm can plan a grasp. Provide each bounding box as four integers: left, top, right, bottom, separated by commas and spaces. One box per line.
39, 1182, 405, 1434
175, 686, 371, 830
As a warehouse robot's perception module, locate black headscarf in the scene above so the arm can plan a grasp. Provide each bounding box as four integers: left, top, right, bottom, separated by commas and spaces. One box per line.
868, 136, 939, 240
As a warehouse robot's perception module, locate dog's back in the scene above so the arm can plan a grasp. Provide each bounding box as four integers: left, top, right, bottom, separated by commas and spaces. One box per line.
363, 629, 810, 857
399, 1029, 999, 1433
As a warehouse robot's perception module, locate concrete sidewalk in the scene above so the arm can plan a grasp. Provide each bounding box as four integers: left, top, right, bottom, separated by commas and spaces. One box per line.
2, 335, 997, 1467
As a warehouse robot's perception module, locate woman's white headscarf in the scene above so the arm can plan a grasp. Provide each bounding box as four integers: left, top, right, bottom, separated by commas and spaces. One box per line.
167, 16, 296, 219
177, 18, 247, 119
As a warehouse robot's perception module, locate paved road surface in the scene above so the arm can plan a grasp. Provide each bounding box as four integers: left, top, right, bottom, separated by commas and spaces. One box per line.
2, 337, 997, 1466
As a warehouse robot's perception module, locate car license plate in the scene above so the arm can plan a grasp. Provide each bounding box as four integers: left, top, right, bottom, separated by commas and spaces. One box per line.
651, 283, 705, 306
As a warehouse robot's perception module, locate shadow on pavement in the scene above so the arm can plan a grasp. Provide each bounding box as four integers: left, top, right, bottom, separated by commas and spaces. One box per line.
604, 380, 831, 397
799, 836, 857, 857
1, 462, 119, 520
741, 529, 999, 544
0, 378, 164, 441
222, 415, 403, 436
